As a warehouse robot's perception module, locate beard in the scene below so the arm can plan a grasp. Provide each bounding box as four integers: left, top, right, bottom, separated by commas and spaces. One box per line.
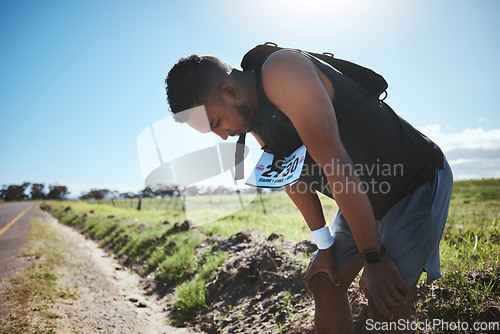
235, 103, 256, 132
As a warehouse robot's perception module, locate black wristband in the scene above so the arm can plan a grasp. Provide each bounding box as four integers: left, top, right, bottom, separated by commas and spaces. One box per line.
362, 245, 386, 264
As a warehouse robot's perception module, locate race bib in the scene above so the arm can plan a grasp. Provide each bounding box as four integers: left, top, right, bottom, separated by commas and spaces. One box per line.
246, 145, 307, 188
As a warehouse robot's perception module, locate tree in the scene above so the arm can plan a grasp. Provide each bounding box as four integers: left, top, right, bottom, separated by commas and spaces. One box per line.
140, 187, 155, 198
152, 185, 179, 197
46, 185, 69, 200
119, 192, 137, 199
0, 183, 30, 201
30, 183, 45, 200
80, 189, 110, 200
212, 185, 229, 195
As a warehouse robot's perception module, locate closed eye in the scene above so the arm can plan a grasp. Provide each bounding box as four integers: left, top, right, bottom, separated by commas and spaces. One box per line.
211, 119, 220, 130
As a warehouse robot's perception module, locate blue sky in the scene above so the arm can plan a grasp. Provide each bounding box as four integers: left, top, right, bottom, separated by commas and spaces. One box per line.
1, 0, 499, 197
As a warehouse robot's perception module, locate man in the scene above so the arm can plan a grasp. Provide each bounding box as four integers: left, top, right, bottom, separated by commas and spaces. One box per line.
165, 44, 453, 333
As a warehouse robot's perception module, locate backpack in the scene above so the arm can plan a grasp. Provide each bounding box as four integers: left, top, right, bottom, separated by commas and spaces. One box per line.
241, 42, 388, 100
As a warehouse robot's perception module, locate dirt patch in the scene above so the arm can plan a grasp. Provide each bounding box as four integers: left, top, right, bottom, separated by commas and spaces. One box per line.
0, 208, 197, 334
48, 223, 194, 334
183, 229, 370, 334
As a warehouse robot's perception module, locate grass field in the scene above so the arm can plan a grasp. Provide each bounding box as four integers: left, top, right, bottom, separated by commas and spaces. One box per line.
40, 179, 499, 332
414, 179, 499, 327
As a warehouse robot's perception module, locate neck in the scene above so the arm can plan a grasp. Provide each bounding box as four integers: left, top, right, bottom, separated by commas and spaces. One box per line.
231, 70, 258, 109
230, 70, 259, 126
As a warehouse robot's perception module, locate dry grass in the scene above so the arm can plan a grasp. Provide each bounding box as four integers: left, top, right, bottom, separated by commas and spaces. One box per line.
0, 217, 75, 334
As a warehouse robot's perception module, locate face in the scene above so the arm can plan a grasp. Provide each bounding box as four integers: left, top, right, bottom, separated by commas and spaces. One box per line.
186, 101, 254, 140
185, 80, 256, 140
205, 102, 253, 140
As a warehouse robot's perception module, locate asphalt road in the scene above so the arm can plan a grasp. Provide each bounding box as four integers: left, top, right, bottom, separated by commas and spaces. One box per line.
0, 202, 34, 279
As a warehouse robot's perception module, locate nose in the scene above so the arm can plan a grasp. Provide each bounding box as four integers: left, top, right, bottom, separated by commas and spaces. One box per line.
214, 128, 230, 140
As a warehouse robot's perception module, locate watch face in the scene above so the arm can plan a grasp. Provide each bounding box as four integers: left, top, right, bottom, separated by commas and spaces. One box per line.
363, 246, 385, 264
364, 250, 380, 264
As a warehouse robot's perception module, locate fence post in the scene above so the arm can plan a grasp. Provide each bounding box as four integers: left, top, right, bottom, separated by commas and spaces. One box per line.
258, 189, 267, 215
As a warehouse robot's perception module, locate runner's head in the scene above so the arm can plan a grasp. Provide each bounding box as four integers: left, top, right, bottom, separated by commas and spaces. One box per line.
166, 55, 255, 140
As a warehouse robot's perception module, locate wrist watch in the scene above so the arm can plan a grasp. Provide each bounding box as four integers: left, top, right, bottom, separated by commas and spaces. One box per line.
362, 245, 386, 264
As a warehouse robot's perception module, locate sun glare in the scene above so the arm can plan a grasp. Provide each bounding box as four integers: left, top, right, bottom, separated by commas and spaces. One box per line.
250, 0, 412, 38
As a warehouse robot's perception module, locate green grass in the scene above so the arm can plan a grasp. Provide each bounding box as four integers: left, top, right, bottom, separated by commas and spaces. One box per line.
171, 249, 229, 323
173, 279, 208, 322
414, 179, 499, 324
30, 272, 58, 286
437, 179, 498, 276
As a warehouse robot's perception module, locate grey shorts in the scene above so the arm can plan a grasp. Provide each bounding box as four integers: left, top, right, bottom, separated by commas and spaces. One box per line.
331, 158, 454, 286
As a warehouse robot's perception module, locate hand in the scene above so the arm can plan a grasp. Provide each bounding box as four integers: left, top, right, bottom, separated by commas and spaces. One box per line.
305, 246, 341, 292
359, 257, 412, 320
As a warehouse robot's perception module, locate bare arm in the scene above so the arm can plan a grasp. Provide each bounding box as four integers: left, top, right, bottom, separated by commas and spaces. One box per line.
261, 51, 411, 319
285, 181, 326, 231
285, 180, 341, 290
261, 51, 380, 253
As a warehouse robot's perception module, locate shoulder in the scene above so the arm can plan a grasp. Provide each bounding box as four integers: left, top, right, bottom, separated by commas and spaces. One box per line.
260, 50, 333, 108
260, 50, 320, 100
261, 50, 315, 80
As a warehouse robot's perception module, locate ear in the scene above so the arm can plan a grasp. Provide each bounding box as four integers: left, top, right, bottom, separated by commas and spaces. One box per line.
220, 82, 239, 103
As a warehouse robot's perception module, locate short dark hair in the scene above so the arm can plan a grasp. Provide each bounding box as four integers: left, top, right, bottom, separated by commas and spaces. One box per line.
165, 55, 232, 120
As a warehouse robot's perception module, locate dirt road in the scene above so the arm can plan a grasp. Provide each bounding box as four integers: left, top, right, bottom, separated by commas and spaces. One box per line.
0, 204, 198, 334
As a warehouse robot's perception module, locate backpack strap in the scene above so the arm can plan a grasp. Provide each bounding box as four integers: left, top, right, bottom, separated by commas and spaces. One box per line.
241, 42, 388, 98
234, 133, 246, 180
